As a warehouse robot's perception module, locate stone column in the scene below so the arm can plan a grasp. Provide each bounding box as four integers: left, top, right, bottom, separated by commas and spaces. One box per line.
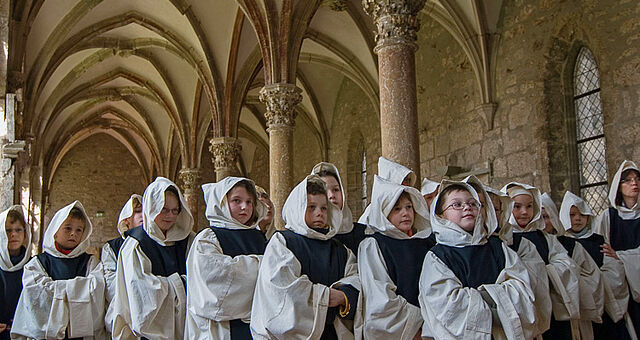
178, 167, 200, 231
209, 136, 241, 181
259, 83, 302, 230
363, 0, 425, 182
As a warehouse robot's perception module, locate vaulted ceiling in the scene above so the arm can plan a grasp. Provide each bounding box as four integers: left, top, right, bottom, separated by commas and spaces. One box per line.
8, 0, 503, 187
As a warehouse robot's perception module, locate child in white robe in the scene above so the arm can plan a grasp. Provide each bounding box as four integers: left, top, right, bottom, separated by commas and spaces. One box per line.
312, 162, 367, 254
502, 182, 580, 340
11, 201, 106, 339
540, 193, 563, 236
358, 175, 434, 340
109, 177, 194, 340
255, 185, 275, 239
250, 175, 360, 340
0, 206, 31, 340
421, 177, 439, 211
102, 194, 142, 333
557, 191, 620, 340
184, 177, 267, 339
595, 160, 640, 338
419, 180, 537, 339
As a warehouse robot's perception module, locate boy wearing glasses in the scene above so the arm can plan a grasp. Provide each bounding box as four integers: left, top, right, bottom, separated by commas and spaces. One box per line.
503, 182, 580, 340
0, 206, 31, 340
419, 180, 537, 339
11, 201, 106, 339
109, 177, 194, 340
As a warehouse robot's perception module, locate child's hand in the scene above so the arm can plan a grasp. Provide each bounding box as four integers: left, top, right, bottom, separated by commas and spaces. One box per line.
601, 243, 619, 259
328, 288, 346, 307
0, 323, 7, 332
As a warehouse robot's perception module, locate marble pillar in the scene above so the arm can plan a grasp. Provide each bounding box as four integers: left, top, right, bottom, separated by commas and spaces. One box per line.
210, 136, 241, 181
178, 167, 200, 231
363, 0, 425, 183
259, 83, 302, 230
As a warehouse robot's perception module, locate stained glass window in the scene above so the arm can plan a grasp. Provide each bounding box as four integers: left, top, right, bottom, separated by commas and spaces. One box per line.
573, 47, 608, 214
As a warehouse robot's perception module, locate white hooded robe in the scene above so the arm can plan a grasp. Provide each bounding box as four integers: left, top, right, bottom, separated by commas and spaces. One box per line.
109, 177, 194, 340
250, 175, 361, 340
184, 177, 267, 339
11, 201, 106, 340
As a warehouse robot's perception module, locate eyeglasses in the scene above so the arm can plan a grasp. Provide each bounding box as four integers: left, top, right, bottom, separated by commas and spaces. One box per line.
444, 200, 481, 211
160, 207, 180, 215
621, 177, 640, 185
6, 228, 25, 234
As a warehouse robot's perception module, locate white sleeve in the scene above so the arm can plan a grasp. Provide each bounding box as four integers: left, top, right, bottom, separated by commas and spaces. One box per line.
10, 256, 106, 340
516, 238, 552, 335
545, 235, 581, 320
101, 243, 117, 303
480, 244, 538, 340
616, 246, 640, 302
357, 238, 421, 340
571, 243, 605, 322
184, 229, 261, 338
250, 232, 331, 340
600, 255, 629, 321
418, 252, 493, 340
109, 238, 186, 340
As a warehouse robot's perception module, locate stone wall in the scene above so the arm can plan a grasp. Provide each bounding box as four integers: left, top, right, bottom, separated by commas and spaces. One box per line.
292, 113, 324, 184
45, 133, 146, 255
327, 77, 380, 219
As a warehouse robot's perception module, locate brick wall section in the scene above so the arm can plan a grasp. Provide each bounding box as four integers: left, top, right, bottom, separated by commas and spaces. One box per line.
45, 133, 146, 255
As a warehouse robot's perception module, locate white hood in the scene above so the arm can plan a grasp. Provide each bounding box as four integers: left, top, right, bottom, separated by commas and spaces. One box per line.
365, 175, 431, 239
540, 193, 564, 235
462, 175, 498, 235
421, 177, 440, 196
0, 205, 32, 271
431, 180, 487, 247
42, 201, 93, 258
559, 191, 595, 238
116, 194, 142, 236
142, 177, 194, 245
282, 175, 342, 241
202, 177, 267, 230
501, 182, 544, 233
609, 160, 640, 217
310, 162, 354, 233
484, 185, 514, 244
378, 156, 416, 187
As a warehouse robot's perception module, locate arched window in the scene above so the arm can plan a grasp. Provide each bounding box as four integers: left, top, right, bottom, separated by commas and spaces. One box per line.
573, 47, 608, 213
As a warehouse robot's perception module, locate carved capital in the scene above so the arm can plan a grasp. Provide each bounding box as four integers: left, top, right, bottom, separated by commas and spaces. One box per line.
362, 0, 426, 52
178, 168, 201, 193
209, 137, 241, 170
259, 83, 302, 128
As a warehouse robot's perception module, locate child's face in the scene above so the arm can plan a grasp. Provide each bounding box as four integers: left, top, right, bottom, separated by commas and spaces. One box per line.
512, 194, 534, 227
5, 219, 26, 252
155, 192, 179, 233
423, 189, 438, 209
321, 176, 343, 210
440, 189, 478, 232
228, 186, 255, 225
619, 170, 640, 201
131, 206, 143, 228
305, 194, 328, 229
54, 217, 85, 250
541, 208, 555, 234
258, 193, 273, 225
387, 195, 415, 235
569, 206, 588, 233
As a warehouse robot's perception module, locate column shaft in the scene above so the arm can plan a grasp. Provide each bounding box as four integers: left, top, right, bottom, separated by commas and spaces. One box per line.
178, 168, 200, 231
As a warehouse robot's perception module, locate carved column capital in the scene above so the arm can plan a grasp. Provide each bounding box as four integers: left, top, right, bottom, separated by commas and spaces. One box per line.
178, 167, 201, 193
362, 0, 426, 52
259, 83, 302, 129
209, 137, 242, 170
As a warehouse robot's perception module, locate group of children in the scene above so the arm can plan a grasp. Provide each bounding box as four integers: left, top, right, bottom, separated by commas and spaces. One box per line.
1, 157, 640, 340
